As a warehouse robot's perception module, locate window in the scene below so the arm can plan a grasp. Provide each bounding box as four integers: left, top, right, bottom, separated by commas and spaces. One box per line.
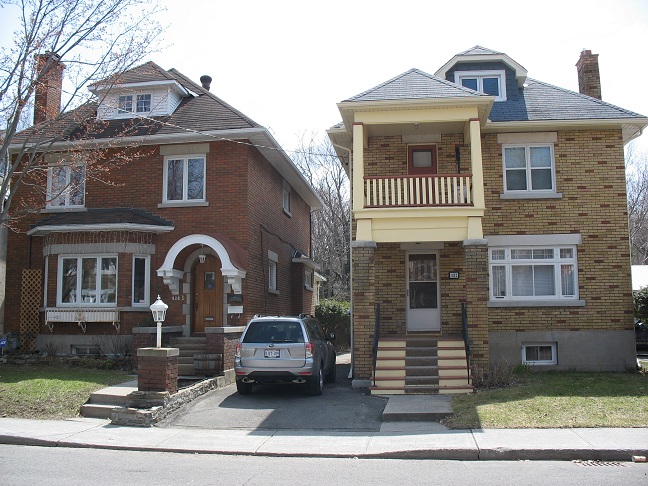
118, 93, 151, 114
268, 250, 278, 293
164, 155, 206, 203
132, 255, 150, 306
455, 70, 506, 101
503, 144, 555, 193
47, 164, 85, 208
408, 145, 438, 174
59, 255, 117, 306
522, 343, 557, 365
305, 268, 313, 290
489, 246, 577, 302
283, 181, 292, 216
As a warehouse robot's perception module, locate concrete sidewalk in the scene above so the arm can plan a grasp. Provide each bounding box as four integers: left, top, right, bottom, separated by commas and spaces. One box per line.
1, 416, 647, 461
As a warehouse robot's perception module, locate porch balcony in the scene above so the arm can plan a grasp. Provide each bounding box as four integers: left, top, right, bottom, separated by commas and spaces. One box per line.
364, 173, 473, 208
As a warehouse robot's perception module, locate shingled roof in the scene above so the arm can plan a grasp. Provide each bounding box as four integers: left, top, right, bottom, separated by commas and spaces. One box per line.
344, 68, 486, 103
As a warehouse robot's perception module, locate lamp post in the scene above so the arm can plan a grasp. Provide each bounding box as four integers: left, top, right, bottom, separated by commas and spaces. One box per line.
150, 295, 168, 348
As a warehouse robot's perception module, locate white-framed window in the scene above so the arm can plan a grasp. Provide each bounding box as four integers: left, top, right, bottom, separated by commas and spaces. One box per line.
132, 255, 150, 306
489, 246, 578, 302
163, 155, 206, 203
522, 343, 557, 365
58, 255, 117, 306
117, 93, 151, 115
47, 164, 86, 208
454, 70, 507, 101
503, 144, 555, 193
268, 250, 278, 293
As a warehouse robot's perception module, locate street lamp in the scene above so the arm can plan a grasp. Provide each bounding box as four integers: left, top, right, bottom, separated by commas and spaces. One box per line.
150, 295, 168, 348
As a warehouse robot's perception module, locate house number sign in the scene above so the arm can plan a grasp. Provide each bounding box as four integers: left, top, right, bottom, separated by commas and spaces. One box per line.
448, 272, 460, 279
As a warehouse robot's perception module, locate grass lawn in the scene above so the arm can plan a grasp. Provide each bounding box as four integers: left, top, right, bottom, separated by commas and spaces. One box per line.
0, 364, 131, 419
444, 367, 648, 429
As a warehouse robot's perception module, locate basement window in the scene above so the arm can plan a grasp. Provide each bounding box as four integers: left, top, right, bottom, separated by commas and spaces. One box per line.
522, 343, 556, 365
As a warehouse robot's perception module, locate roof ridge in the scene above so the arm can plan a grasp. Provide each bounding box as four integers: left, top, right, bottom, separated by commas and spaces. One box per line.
526, 77, 644, 117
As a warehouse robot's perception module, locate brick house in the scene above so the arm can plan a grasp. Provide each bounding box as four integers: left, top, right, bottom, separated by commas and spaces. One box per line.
327, 46, 648, 393
5, 59, 321, 372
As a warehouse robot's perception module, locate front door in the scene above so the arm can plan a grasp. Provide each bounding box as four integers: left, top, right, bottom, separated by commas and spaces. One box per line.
193, 255, 223, 333
406, 253, 440, 332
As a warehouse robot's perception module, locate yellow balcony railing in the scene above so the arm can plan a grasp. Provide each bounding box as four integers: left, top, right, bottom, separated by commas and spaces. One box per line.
364, 174, 473, 208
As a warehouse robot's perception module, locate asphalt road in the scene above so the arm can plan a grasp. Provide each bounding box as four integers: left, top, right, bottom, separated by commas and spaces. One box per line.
158, 362, 388, 431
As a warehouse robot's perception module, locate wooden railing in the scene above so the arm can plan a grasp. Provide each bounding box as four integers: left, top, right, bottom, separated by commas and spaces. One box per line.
364, 174, 472, 208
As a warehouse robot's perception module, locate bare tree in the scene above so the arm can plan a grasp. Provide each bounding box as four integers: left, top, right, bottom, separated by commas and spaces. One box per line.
626, 141, 648, 264
0, 0, 165, 230
292, 133, 350, 300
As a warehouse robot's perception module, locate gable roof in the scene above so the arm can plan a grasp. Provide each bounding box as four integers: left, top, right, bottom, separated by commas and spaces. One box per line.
345, 68, 487, 102
456, 45, 504, 56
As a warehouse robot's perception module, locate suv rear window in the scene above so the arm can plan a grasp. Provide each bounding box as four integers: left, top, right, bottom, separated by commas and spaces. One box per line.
243, 321, 305, 343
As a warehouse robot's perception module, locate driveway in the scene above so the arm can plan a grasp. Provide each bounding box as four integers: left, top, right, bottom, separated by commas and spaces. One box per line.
158, 357, 388, 432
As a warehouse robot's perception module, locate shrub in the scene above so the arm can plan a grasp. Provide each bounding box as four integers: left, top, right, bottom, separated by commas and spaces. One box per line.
316, 299, 350, 352
634, 286, 648, 323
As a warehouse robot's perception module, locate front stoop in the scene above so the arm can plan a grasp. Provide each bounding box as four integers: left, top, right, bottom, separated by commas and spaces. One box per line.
371, 335, 473, 396
169, 336, 207, 376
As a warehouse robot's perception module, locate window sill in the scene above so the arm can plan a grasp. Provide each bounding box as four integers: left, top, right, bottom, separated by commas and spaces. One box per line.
158, 201, 209, 208
283, 209, 292, 218
305, 285, 313, 292
488, 299, 585, 308
500, 192, 563, 200
268, 289, 280, 295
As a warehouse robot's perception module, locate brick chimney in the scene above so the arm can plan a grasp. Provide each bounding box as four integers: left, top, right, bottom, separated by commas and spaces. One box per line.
34, 52, 65, 125
576, 49, 602, 100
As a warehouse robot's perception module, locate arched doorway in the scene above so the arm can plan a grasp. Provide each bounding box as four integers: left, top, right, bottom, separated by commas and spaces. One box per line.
192, 255, 224, 333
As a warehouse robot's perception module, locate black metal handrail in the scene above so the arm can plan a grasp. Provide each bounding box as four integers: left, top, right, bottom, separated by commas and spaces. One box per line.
372, 303, 381, 387
461, 302, 471, 385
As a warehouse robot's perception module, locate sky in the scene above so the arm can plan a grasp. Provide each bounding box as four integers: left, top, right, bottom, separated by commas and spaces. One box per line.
2, 0, 648, 153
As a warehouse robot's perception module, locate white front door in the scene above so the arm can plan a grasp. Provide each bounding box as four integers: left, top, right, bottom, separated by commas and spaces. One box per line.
406, 253, 440, 332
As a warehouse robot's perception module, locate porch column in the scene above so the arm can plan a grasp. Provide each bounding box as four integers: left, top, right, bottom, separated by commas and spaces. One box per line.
467, 118, 486, 211
351, 240, 376, 383
463, 239, 489, 372
137, 347, 179, 394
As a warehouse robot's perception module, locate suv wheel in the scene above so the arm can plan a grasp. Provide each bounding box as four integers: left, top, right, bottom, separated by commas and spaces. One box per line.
324, 357, 337, 384
307, 361, 324, 396
236, 379, 253, 395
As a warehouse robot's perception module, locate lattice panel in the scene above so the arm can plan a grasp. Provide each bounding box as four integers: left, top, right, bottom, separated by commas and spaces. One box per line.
20, 269, 42, 353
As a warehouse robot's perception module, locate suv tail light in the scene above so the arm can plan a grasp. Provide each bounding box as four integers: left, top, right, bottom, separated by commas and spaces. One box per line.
235, 342, 241, 358
305, 342, 314, 358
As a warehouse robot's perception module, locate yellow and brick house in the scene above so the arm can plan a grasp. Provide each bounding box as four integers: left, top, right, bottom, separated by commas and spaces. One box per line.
328, 46, 648, 393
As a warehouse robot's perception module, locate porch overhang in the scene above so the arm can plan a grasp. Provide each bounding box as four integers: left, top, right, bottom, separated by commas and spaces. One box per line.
354, 207, 485, 243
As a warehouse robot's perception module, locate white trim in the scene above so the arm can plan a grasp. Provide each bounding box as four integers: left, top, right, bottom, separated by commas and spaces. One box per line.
28, 223, 173, 236
486, 234, 582, 246
454, 70, 507, 101
57, 254, 118, 307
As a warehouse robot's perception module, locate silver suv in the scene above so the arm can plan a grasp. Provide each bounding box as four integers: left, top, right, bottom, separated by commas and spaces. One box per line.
234, 315, 336, 395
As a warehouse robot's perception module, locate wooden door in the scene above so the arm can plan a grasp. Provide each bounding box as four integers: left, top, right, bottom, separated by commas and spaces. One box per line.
193, 255, 223, 333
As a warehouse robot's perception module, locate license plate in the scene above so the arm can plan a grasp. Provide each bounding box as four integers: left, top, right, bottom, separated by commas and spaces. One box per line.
264, 349, 280, 358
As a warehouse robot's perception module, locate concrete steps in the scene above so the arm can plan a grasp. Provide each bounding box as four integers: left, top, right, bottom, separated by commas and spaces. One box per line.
169, 336, 208, 376
371, 335, 473, 397
80, 380, 137, 419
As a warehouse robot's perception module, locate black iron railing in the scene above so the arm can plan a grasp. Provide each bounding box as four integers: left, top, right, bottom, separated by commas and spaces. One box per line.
461, 302, 471, 385
372, 303, 381, 387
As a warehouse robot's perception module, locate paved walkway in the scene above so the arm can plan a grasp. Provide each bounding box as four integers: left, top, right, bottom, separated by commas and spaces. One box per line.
1, 416, 647, 461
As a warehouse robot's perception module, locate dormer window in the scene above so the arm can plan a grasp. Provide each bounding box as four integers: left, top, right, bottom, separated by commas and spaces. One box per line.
454, 70, 506, 101
117, 93, 152, 116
